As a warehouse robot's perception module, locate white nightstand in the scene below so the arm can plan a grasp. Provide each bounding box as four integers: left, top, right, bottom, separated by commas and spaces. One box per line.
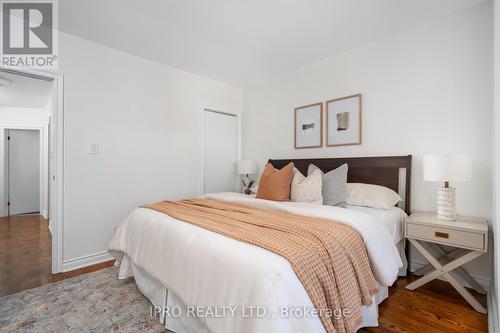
405, 211, 488, 314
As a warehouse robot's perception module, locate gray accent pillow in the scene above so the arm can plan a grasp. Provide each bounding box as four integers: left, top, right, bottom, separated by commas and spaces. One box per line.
308, 163, 348, 207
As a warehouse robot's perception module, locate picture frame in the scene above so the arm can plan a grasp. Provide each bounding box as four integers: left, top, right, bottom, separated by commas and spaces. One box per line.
294, 102, 323, 149
326, 94, 362, 147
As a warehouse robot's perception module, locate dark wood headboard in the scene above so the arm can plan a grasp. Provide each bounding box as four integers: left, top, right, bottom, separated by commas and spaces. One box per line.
268, 155, 412, 215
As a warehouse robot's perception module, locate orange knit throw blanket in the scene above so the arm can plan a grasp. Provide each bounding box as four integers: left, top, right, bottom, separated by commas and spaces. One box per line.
143, 198, 379, 333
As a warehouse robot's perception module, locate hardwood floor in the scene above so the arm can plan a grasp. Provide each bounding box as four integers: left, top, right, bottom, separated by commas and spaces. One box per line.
0, 216, 489, 332
0, 214, 115, 297
0, 215, 51, 297
359, 275, 488, 333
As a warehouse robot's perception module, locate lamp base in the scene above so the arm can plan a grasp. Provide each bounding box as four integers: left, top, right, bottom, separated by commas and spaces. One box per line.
437, 186, 456, 221
241, 175, 255, 195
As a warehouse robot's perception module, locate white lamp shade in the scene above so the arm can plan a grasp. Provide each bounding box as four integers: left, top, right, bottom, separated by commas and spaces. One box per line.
237, 160, 258, 175
423, 154, 471, 182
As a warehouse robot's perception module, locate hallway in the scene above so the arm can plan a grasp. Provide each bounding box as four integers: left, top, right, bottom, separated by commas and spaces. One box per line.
0, 215, 51, 297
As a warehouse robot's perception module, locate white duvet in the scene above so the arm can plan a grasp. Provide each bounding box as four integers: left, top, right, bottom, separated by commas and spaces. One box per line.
108, 192, 402, 333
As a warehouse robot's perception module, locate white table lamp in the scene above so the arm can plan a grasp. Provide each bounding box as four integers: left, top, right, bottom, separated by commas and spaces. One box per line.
237, 160, 258, 194
423, 154, 471, 221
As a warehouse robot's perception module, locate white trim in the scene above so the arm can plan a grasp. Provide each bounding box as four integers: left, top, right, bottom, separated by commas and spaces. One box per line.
0, 67, 65, 274
62, 251, 114, 272
203, 108, 237, 118
410, 260, 491, 291
488, 285, 499, 333
52, 72, 64, 274
200, 108, 241, 196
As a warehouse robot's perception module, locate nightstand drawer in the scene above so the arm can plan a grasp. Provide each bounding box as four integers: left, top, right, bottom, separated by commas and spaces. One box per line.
406, 224, 485, 251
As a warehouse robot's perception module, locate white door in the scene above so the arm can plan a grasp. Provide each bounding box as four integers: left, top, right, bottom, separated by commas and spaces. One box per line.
8, 129, 40, 215
203, 110, 237, 194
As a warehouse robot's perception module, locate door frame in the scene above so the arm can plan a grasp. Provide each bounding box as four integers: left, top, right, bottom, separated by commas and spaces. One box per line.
0, 67, 64, 274
200, 108, 240, 196
4, 127, 44, 216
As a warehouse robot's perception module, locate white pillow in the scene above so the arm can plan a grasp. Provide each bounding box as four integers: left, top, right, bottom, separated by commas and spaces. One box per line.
346, 183, 402, 210
291, 168, 323, 204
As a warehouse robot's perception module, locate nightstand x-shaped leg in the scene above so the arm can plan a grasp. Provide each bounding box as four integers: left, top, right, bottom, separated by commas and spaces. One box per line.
413, 244, 486, 295
405, 238, 487, 314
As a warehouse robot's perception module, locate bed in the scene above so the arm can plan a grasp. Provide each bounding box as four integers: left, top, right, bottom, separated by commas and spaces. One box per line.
108, 155, 412, 333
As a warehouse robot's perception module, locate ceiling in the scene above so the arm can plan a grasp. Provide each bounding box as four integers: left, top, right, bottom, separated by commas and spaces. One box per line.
59, 0, 486, 87
0, 71, 52, 108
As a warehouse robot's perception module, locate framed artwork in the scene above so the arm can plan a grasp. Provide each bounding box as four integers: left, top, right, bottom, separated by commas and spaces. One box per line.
326, 94, 362, 147
294, 102, 323, 149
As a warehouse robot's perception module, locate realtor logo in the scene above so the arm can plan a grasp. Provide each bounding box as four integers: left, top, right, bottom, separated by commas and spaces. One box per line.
1, 0, 58, 68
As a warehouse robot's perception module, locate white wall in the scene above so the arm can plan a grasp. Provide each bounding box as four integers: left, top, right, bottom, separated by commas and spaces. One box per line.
243, 3, 493, 285
57, 32, 243, 269
0, 107, 50, 218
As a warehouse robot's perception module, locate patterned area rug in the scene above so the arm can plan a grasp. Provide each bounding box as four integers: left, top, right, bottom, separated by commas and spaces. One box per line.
0, 267, 170, 333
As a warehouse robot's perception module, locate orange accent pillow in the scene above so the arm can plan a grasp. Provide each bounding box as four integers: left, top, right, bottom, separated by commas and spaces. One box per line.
256, 162, 294, 201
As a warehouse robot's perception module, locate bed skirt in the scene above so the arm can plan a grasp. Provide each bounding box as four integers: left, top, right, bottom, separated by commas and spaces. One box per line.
118, 255, 391, 333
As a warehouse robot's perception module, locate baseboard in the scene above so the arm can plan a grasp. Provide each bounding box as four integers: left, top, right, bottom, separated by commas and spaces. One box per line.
48, 223, 52, 235
62, 251, 114, 272
410, 260, 491, 291
488, 286, 499, 333
41, 210, 48, 219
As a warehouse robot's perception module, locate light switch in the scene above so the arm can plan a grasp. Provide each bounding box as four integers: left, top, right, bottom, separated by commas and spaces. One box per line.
89, 143, 99, 154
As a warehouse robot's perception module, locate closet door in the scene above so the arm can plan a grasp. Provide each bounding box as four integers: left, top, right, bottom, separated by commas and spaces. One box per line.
203, 110, 237, 194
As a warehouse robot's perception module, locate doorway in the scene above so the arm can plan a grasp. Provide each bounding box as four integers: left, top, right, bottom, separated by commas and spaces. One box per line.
0, 67, 63, 280
6, 129, 41, 216
0, 69, 55, 296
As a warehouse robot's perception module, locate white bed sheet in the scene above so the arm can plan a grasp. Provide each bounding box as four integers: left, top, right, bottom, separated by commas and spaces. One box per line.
109, 192, 403, 333
346, 204, 408, 276
346, 205, 407, 244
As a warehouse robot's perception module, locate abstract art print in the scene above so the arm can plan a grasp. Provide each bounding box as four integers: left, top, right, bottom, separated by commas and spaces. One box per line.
326, 94, 362, 146
294, 102, 323, 149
